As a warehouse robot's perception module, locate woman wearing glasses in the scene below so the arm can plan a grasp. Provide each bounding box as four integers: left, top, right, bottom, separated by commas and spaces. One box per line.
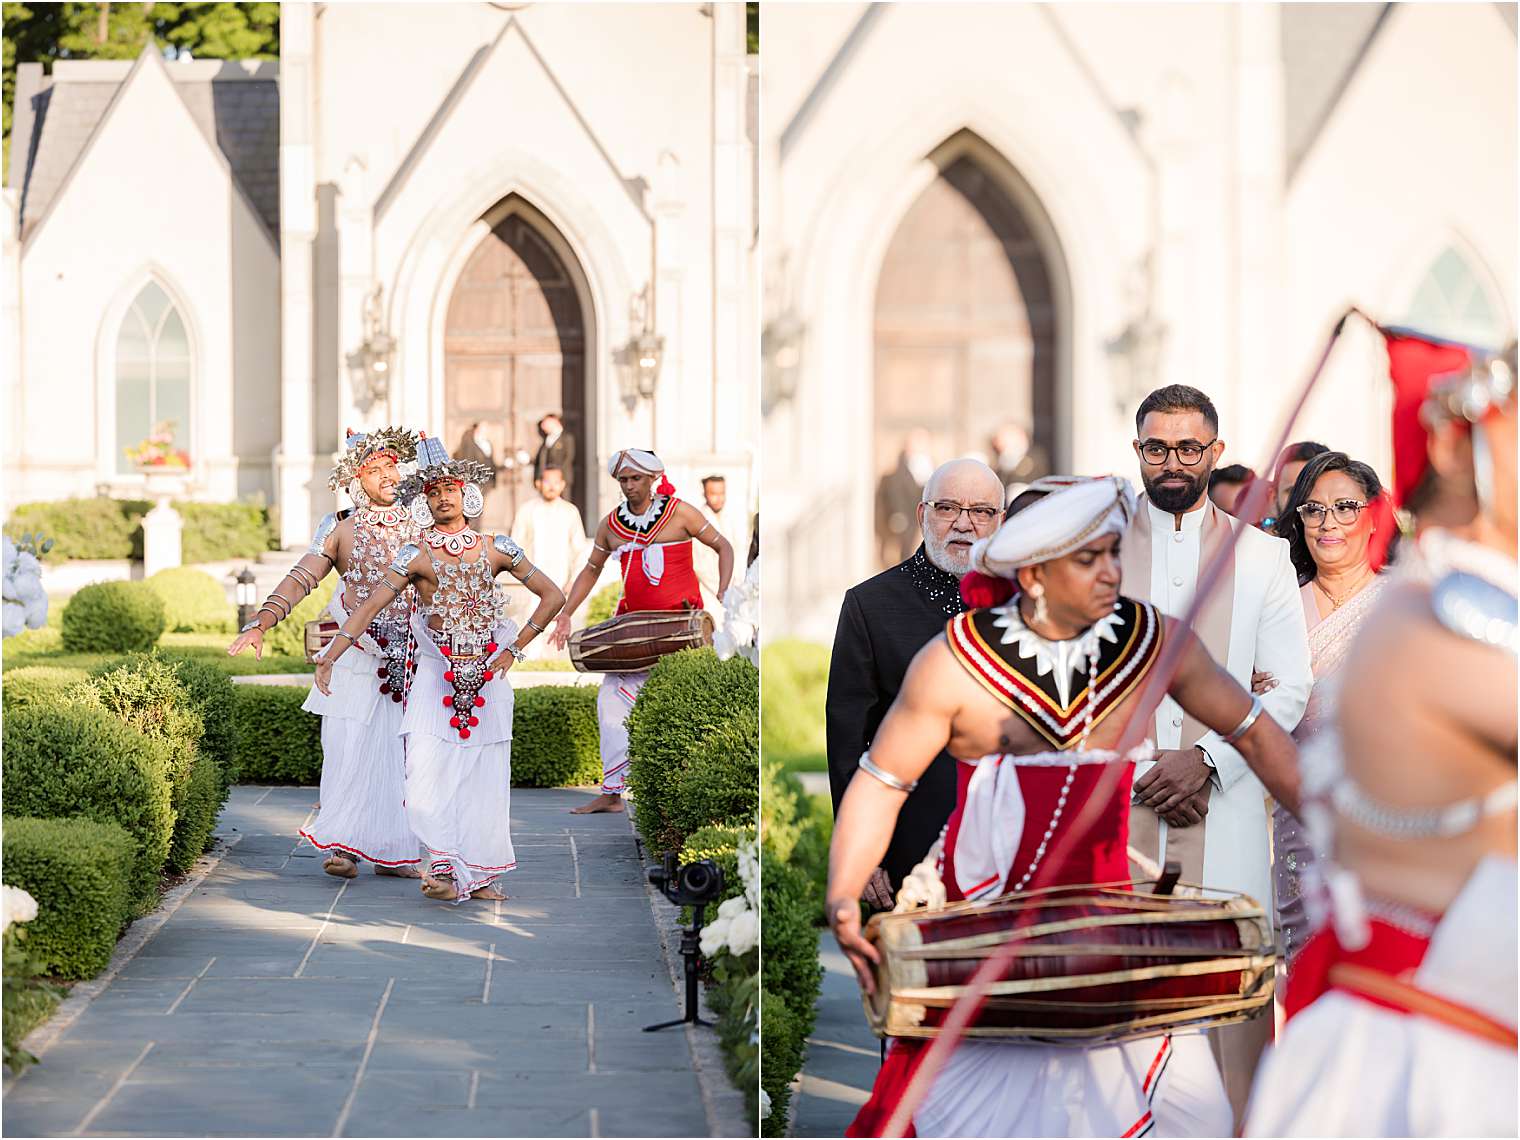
1269, 450, 1397, 969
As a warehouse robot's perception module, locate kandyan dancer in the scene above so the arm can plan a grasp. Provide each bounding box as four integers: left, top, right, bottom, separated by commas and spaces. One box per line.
829, 476, 1300, 1138
550, 449, 733, 814
316, 436, 564, 903
229, 427, 425, 880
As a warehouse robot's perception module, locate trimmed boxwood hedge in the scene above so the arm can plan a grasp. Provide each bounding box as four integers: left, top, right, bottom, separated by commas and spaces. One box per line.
511, 685, 601, 787
167, 754, 223, 872
585, 581, 623, 626
159, 655, 240, 790
60, 581, 165, 653
4, 497, 275, 565
0, 666, 90, 711
760, 987, 805, 1138
2, 705, 175, 914
669, 705, 759, 842
231, 686, 324, 784
760, 639, 829, 772
2, 817, 136, 980
625, 648, 759, 854
145, 567, 234, 633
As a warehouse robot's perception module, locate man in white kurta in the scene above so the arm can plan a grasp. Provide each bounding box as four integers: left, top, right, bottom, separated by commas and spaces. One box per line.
693, 475, 745, 603
1122, 385, 1311, 1124
511, 467, 589, 658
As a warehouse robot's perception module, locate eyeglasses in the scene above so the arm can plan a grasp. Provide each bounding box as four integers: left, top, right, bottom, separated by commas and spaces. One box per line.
1136, 439, 1217, 466
1296, 499, 1367, 527
924, 500, 1000, 525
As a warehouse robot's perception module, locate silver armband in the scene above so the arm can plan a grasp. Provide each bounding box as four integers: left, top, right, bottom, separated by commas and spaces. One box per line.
388, 543, 421, 576
1221, 694, 1265, 744
308, 513, 339, 557
858, 752, 918, 794
493, 533, 525, 568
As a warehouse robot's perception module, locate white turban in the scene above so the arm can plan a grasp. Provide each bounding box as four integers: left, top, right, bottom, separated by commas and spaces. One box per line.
971, 475, 1136, 578
608, 449, 664, 478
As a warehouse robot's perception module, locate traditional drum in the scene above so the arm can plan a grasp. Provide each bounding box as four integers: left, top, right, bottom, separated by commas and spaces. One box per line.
863, 881, 1275, 1044
568, 608, 715, 673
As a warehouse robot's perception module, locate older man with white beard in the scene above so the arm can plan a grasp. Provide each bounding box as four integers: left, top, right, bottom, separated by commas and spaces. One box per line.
827, 458, 1005, 908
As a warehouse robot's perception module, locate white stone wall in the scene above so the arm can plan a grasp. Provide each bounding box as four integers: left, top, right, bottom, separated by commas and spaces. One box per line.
5, 53, 279, 513
762, 1, 1516, 641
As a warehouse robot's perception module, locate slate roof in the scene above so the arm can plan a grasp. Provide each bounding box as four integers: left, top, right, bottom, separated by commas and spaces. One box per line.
10, 55, 279, 242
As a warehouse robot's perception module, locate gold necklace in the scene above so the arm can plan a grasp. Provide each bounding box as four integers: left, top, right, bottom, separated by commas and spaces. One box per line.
1314, 568, 1372, 610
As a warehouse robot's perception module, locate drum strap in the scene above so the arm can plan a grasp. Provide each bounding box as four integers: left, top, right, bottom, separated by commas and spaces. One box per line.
1328, 963, 1518, 1048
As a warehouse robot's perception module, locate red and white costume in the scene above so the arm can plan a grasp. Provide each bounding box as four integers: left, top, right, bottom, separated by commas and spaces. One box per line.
851, 595, 1233, 1138
596, 450, 705, 795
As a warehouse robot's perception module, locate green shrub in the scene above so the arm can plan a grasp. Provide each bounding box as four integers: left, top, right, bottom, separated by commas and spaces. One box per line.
670, 706, 759, 840
145, 567, 234, 633
262, 574, 337, 658
2, 817, 136, 980
232, 686, 322, 784
760, 639, 829, 770
159, 656, 240, 789
4, 498, 136, 563
625, 649, 759, 853
177, 500, 276, 565
3, 925, 61, 1073
760, 987, 804, 1137
0, 666, 90, 711
713, 969, 760, 1129
761, 758, 805, 865
167, 755, 223, 872
2, 706, 175, 913
585, 581, 623, 626
511, 686, 601, 787
86, 656, 204, 815
60, 581, 165, 653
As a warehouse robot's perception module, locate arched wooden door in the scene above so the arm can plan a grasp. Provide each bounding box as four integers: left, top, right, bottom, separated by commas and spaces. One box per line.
445, 210, 589, 532
872, 155, 1057, 567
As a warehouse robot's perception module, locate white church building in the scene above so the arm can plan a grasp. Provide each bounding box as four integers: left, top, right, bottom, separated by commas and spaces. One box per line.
4, 1, 758, 547
762, 1, 1517, 640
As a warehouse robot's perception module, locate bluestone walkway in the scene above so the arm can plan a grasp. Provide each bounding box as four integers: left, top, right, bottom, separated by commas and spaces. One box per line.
3, 786, 715, 1138
791, 931, 880, 1139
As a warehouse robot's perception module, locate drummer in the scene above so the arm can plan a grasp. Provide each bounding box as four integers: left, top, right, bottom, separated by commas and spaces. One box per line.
550, 448, 734, 814
828, 475, 1300, 1138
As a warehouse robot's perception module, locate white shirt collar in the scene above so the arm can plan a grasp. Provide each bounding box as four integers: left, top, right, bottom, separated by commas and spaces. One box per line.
1147, 497, 1208, 535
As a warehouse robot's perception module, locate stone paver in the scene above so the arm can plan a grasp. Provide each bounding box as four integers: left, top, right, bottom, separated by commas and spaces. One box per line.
3, 787, 715, 1138
792, 931, 880, 1139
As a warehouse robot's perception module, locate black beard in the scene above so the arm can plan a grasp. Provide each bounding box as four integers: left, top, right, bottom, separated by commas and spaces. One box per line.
1143, 470, 1207, 513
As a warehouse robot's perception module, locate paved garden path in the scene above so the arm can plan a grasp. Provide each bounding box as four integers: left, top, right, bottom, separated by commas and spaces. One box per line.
4, 786, 719, 1138
791, 931, 880, 1138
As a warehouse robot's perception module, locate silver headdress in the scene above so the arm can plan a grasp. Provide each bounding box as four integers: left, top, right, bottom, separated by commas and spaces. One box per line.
397, 434, 493, 524
328, 426, 420, 492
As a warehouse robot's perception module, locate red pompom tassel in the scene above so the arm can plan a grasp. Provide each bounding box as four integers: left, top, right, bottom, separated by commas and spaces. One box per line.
440, 646, 452, 657
468, 716, 479, 727
483, 670, 494, 681
959, 570, 1015, 609
443, 670, 455, 683
657, 475, 675, 496
474, 696, 485, 708
459, 728, 471, 740
379, 683, 391, 695
486, 642, 498, 653
450, 716, 460, 728
376, 668, 387, 678
441, 696, 453, 708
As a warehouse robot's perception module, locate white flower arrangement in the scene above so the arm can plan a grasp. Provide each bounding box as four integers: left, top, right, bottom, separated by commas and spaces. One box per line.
698, 831, 761, 960
2, 535, 48, 638
760, 1088, 772, 1119
712, 556, 760, 667
1, 884, 39, 935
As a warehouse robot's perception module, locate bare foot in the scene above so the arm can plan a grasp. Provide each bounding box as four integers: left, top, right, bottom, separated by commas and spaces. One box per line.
570, 793, 625, 815
420, 875, 459, 901
323, 853, 359, 879
375, 864, 422, 879
472, 885, 507, 901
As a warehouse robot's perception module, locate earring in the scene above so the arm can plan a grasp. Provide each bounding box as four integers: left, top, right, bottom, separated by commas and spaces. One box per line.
410, 497, 435, 528
462, 484, 485, 519
1028, 583, 1049, 628
348, 478, 371, 510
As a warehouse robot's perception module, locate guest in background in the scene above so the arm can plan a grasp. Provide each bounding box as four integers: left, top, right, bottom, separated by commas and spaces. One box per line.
533, 413, 576, 503
694, 474, 746, 603
456, 422, 500, 531
1262, 440, 1330, 530
988, 419, 1049, 498
1208, 463, 1257, 515
875, 428, 936, 567
511, 466, 589, 658
1267, 450, 1395, 969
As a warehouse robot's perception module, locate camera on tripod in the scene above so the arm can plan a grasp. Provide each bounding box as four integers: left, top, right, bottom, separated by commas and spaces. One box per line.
644, 853, 726, 1033
648, 853, 724, 908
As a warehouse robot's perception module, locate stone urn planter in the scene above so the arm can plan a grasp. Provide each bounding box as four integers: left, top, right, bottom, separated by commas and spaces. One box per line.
134, 465, 189, 577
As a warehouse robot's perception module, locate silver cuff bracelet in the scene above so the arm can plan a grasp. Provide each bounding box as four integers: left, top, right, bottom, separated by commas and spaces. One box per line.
859, 753, 918, 794
1222, 694, 1265, 744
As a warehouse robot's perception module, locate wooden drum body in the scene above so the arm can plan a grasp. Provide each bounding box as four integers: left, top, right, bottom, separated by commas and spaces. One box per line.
864, 882, 1275, 1044
568, 609, 715, 673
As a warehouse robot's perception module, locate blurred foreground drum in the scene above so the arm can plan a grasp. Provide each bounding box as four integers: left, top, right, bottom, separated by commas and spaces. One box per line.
864, 882, 1275, 1044
568, 609, 715, 673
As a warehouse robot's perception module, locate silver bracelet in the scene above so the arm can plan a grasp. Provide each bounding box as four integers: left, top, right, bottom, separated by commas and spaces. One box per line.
332, 630, 356, 647
859, 752, 918, 794
526, 618, 547, 634
1222, 694, 1264, 744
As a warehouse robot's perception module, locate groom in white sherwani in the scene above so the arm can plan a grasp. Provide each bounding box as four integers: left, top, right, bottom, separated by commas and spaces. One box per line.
1121, 384, 1312, 1125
